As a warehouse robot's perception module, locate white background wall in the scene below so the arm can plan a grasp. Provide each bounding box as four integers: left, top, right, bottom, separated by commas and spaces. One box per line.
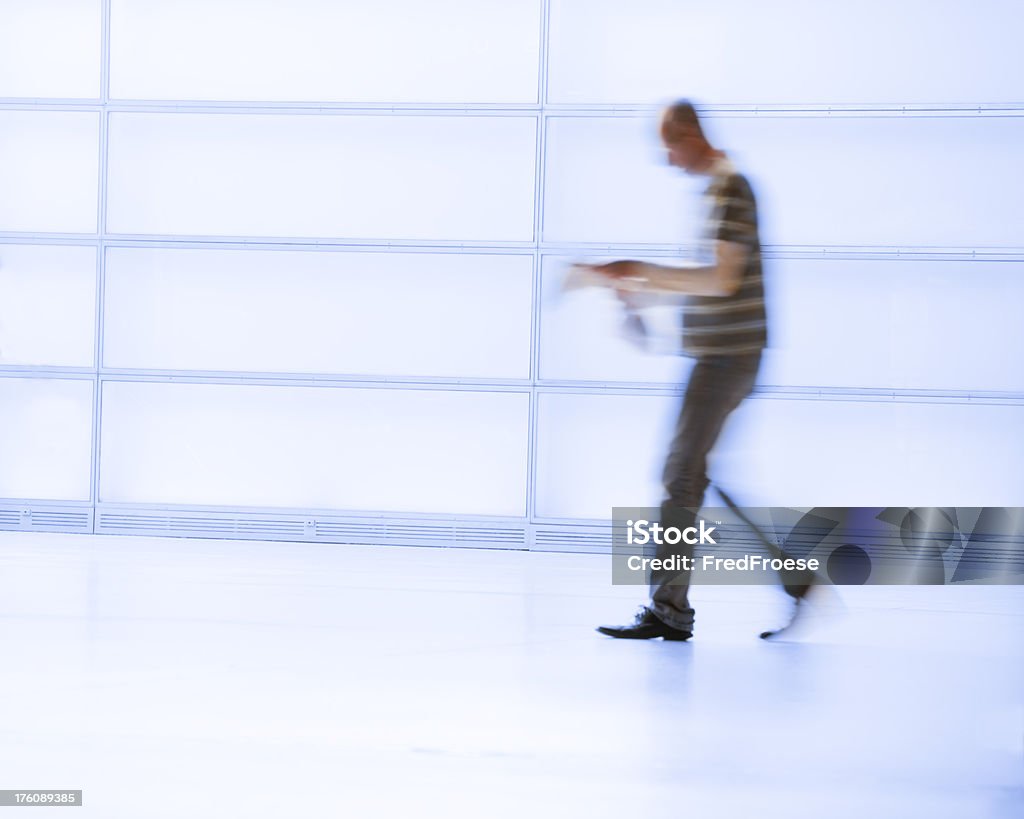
1, 0, 1022, 543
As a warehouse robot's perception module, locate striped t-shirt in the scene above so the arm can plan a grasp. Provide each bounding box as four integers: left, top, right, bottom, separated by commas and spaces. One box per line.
681, 157, 767, 357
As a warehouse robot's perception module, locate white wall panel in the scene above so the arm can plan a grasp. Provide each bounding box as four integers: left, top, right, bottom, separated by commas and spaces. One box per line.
728, 116, 1024, 248
543, 116, 704, 246
720, 398, 1024, 508
536, 392, 1024, 519
762, 259, 1024, 394
0, 378, 93, 500
99, 382, 530, 515
548, 0, 1024, 105
0, 0, 101, 98
110, 0, 541, 103
103, 247, 533, 377
0, 111, 99, 234
0, 244, 97, 367
544, 115, 1024, 248
535, 392, 677, 519
106, 113, 537, 241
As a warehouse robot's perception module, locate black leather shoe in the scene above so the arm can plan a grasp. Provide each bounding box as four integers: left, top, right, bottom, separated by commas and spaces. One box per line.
596, 607, 692, 641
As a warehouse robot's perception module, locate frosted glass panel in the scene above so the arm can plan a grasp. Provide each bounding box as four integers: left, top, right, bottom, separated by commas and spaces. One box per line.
103, 247, 533, 378
0, 245, 96, 367
106, 113, 537, 241
0, 0, 101, 98
539, 255, 691, 384
761, 259, 1024, 393
548, 0, 1024, 105
536, 393, 1024, 519
726, 117, 1024, 248
0, 378, 93, 501
544, 115, 1024, 247
535, 392, 678, 519
543, 116, 704, 245
720, 399, 1024, 508
0, 112, 99, 234
110, 0, 541, 103
100, 382, 529, 515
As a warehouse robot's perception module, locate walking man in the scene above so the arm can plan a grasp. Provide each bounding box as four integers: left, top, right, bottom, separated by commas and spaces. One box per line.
589, 100, 769, 640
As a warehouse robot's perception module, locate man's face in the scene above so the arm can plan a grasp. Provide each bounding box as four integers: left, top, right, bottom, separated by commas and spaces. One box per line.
662, 127, 704, 173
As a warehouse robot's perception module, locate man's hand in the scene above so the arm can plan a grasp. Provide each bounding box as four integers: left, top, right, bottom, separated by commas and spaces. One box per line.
583, 260, 644, 279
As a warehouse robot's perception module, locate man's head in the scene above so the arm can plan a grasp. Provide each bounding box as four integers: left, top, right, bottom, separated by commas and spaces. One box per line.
660, 100, 715, 174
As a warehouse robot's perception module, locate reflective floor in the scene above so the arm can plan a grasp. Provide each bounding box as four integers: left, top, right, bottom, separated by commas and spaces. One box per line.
0, 531, 1021, 818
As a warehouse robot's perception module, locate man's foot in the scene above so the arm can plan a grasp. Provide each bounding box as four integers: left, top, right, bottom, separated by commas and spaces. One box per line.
760, 596, 803, 639
596, 606, 692, 641
760, 583, 840, 639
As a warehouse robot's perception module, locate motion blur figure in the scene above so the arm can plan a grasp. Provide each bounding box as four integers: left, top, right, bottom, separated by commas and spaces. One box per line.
592, 100, 773, 640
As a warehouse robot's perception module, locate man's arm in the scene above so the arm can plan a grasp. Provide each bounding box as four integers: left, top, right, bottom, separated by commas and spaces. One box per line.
590, 240, 748, 298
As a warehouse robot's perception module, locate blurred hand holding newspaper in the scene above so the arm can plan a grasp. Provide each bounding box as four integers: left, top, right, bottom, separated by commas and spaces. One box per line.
560, 262, 689, 353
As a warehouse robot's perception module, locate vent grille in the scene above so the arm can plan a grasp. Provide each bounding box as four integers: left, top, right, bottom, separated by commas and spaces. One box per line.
236, 519, 308, 538
0, 507, 92, 533
456, 526, 525, 545
314, 519, 525, 548
0, 509, 23, 528
26, 510, 92, 532
534, 527, 613, 553
97, 512, 305, 539
22, 508, 1020, 567
95, 507, 526, 549
313, 521, 388, 540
